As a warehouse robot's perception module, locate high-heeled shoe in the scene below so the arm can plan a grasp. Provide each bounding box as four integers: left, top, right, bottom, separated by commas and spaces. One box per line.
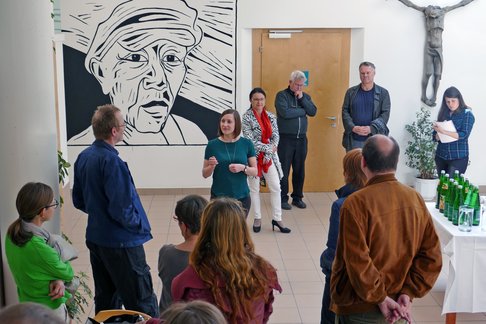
253, 219, 261, 233
272, 220, 291, 233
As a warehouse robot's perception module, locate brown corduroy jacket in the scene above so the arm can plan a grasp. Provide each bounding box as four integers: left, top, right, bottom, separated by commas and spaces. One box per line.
330, 173, 442, 315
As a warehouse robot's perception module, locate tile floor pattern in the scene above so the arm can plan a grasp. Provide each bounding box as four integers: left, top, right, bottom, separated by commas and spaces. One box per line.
61, 190, 486, 324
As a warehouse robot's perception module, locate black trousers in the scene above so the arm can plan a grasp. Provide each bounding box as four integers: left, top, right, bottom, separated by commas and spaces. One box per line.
86, 241, 159, 318
435, 155, 469, 176
278, 135, 307, 202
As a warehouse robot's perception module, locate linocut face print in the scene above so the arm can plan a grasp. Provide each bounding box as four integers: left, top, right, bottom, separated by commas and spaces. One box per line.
62, 0, 237, 146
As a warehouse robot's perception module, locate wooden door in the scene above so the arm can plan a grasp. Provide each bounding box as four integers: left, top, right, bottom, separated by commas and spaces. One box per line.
252, 29, 350, 191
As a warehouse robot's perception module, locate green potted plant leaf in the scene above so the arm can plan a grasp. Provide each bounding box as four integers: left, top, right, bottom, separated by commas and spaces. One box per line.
404, 106, 439, 200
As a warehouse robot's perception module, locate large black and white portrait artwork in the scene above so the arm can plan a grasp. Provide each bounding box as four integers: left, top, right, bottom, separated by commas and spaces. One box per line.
62, 0, 236, 146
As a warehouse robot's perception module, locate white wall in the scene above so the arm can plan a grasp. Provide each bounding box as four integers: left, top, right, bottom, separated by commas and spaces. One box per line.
237, 0, 485, 186
0, 0, 60, 305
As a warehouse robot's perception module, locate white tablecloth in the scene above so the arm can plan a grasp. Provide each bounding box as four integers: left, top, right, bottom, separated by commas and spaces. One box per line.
427, 202, 486, 314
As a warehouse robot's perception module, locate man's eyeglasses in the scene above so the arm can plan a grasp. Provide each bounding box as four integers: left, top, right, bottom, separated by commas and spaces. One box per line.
117, 123, 127, 128
45, 199, 59, 209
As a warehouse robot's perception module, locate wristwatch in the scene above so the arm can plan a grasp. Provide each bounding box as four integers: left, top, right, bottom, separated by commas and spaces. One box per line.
243, 165, 247, 174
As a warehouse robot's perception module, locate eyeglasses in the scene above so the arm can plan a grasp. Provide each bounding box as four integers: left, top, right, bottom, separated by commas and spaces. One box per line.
45, 199, 59, 209
173, 215, 180, 222
117, 123, 127, 128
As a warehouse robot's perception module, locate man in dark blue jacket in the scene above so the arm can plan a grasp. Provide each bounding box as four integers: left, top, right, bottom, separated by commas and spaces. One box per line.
275, 70, 317, 210
72, 104, 158, 317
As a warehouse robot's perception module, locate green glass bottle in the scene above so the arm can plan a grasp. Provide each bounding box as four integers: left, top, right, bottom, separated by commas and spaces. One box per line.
472, 186, 480, 226
453, 170, 460, 183
439, 173, 449, 213
446, 180, 456, 221
452, 185, 464, 226
436, 170, 446, 209
444, 178, 454, 219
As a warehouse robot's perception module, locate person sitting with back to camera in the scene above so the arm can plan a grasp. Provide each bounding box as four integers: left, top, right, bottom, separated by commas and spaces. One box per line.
144, 300, 227, 324
158, 195, 208, 313
172, 197, 282, 323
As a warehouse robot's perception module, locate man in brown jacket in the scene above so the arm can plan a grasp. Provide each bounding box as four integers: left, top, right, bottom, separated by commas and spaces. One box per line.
330, 135, 442, 323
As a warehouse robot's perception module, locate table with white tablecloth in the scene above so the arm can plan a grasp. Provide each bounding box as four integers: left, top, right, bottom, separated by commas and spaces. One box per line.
427, 202, 486, 322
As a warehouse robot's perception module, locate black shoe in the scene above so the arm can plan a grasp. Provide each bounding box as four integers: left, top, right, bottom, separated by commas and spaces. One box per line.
253, 220, 261, 233
292, 200, 307, 209
272, 220, 291, 233
281, 202, 292, 210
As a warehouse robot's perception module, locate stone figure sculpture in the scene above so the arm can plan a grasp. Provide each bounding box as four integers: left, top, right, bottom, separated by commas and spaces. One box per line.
398, 0, 475, 106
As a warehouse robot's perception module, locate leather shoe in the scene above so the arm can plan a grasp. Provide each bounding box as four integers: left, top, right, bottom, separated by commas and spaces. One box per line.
292, 200, 307, 209
281, 202, 292, 210
253, 219, 261, 233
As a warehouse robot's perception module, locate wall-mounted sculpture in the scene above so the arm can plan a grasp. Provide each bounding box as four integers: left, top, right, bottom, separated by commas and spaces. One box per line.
398, 0, 475, 107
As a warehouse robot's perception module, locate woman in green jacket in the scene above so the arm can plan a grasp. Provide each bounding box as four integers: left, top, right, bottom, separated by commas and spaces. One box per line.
5, 182, 74, 322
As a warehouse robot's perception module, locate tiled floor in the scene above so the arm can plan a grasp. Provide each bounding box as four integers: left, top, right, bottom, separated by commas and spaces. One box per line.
61, 189, 486, 324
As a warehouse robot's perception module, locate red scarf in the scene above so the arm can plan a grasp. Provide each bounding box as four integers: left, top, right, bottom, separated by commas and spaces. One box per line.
252, 108, 273, 177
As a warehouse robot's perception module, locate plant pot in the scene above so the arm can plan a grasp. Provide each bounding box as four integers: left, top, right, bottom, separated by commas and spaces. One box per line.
415, 177, 439, 201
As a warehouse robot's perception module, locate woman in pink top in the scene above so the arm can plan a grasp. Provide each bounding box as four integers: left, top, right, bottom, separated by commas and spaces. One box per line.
172, 198, 282, 323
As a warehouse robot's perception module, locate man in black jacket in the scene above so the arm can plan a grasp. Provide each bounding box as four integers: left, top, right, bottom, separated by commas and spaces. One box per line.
275, 70, 317, 210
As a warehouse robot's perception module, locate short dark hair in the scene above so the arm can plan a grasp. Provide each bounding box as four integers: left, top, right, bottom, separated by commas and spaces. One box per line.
249, 87, 266, 100
359, 61, 376, 70
217, 109, 242, 138
362, 135, 399, 173
92, 104, 120, 140
175, 195, 208, 234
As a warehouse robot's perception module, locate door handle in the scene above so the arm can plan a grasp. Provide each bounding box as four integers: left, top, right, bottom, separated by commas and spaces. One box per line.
325, 116, 336, 120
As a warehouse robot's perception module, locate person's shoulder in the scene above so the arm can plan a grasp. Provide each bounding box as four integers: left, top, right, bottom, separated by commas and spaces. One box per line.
374, 83, 390, 94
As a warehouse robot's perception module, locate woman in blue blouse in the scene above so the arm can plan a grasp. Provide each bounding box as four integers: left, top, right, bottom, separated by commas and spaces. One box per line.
203, 109, 258, 216
433, 86, 475, 175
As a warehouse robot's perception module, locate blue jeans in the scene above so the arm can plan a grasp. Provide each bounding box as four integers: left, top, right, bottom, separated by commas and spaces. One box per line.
86, 241, 159, 318
321, 273, 335, 324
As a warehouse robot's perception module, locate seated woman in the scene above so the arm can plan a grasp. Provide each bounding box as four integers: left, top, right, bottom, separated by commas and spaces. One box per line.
172, 198, 282, 323
158, 195, 208, 312
319, 149, 366, 324
145, 300, 227, 324
5, 182, 74, 322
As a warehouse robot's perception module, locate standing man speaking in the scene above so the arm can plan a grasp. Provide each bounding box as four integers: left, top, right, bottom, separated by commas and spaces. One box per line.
275, 70, 317, 210
72, 105, 159, 317
342, 62, 391, 152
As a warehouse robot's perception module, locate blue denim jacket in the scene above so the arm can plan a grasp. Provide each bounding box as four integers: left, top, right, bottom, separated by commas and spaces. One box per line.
72, 140, 152, 248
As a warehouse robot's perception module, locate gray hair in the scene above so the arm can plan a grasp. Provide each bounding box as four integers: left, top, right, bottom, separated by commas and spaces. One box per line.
289, 70, 306, 82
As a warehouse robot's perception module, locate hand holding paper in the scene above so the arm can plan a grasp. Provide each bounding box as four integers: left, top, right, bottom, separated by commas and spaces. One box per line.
433, 120, 457, 143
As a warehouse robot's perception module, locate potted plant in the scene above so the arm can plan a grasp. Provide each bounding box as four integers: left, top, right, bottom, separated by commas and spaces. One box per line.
58, 150, 93, 322
404, 106, 438, 200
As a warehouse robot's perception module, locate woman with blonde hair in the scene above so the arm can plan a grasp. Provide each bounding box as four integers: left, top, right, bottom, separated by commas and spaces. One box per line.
319, 149, 367, 324
172, 198, 282, 323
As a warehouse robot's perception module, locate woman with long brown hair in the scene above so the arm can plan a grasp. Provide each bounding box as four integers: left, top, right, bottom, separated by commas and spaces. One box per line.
172, 198, 282, 323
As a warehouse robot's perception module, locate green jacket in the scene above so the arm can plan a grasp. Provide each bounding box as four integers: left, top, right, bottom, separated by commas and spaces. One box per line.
5, 235, 74, 309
